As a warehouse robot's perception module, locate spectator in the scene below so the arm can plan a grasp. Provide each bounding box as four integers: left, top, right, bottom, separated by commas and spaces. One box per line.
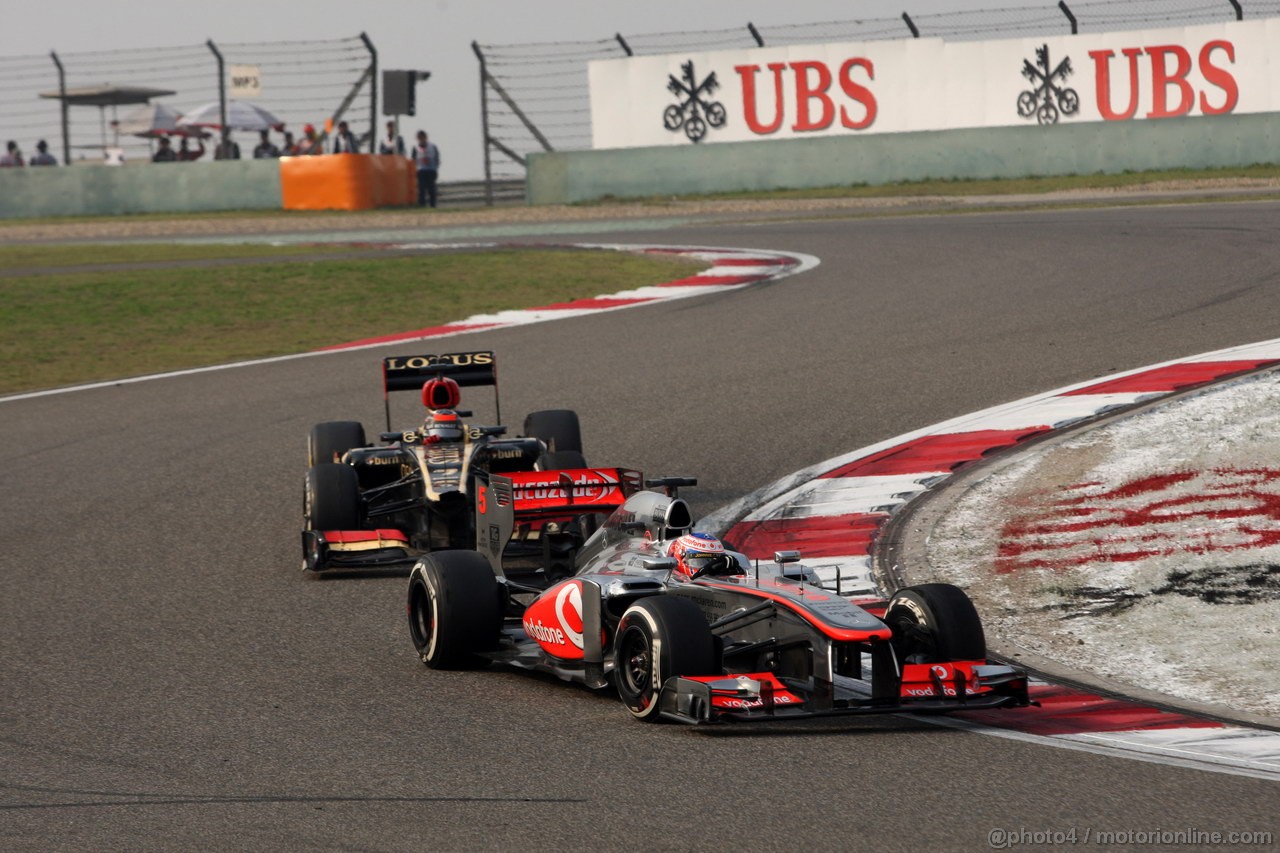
0, 140, 24, 167
410, 130, 440, 208
296, 123, 323, 156
282, 130, 297, 156
177, 136, 205, 161
29, 139, 57, 166
152, 136, 177, 163
214, 134, 241, 160
253, 129, 280, 159
378, 120, 404, 156
331, 120, 359, 154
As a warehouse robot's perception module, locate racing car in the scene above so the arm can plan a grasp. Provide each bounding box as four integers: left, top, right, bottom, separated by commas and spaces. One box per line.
302, 350, 591, 573
407, 472, 1032, 724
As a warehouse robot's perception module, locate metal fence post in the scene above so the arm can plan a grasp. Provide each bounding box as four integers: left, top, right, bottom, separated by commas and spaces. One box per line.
1058, 1, 1078, 34
206, 39, 227, 155
747, 22, 765, 47
615, 33, 633, 57
49, 51, 69, 166
472, 41, 494, 207
902, 13, 920, 38
360, 32, 377, 148
1228, 0, 1243, 20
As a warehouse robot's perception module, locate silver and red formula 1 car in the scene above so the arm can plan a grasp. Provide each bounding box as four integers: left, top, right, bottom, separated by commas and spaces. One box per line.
408, 473, 1031, 724
303, 350, 590, 574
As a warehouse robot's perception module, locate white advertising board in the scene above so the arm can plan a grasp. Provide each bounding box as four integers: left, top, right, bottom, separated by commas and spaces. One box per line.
589, 19, 1280, 149
229, 64, 263, 99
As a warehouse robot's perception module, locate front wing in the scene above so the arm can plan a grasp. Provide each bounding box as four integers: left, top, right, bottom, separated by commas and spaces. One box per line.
658, 664, 1032, 724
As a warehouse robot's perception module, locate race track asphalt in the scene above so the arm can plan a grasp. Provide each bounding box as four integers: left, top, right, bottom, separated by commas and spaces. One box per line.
4, 200, 1280, 850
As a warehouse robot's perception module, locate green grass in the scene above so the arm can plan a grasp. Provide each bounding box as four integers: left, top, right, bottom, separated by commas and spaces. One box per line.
0, 248, 704, 394
0, 242, 350, 271
582, 163, 1280, 205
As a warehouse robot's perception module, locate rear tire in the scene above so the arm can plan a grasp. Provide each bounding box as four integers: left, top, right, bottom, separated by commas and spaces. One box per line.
408, 551, 501, 669
309, 421, 366, 467
305, 463, 361, 531
884, 583, 986, 664
614, 595, 717, 722
524, 410, 582, 455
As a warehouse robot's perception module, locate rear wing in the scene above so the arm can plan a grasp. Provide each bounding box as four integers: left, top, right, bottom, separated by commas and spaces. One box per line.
475, 467, 643, 577
381, 351, 498, 429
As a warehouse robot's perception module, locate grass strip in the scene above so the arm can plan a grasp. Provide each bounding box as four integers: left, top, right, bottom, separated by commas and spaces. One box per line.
0, 248, 703, 394
0, 242, 352, 272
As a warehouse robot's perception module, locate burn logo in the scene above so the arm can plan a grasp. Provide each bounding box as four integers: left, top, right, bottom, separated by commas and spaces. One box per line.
663, 60, 726, 143
1017, 44, 1079, 125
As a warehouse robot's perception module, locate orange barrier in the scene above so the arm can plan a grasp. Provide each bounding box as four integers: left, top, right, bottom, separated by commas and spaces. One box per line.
279, 154, 415, 211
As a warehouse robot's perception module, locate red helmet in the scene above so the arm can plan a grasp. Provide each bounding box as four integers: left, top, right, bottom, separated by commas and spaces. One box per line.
667, 532, 738, 580
422, 376, 462, 411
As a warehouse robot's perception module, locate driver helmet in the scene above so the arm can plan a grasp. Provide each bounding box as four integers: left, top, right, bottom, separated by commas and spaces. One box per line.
423, 409, 464, 442
668, 532, 739, 580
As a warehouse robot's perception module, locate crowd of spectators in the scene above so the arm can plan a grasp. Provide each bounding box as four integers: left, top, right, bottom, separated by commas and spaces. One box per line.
3, 122, 442, 206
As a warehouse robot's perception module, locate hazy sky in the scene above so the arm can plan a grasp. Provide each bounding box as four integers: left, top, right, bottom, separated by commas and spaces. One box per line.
5, 1, 1026, 178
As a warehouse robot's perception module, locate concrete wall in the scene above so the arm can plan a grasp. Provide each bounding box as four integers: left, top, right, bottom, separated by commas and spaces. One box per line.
528, 113, 1280, 204
0, 160, 282, 219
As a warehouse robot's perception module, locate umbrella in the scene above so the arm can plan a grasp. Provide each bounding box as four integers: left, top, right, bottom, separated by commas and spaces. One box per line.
178, 100, 283, 132
115, 102, 184, 138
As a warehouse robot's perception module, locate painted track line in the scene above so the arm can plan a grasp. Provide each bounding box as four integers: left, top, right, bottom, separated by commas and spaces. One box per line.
0, 243, 819, 404
704, 340, 1280, 780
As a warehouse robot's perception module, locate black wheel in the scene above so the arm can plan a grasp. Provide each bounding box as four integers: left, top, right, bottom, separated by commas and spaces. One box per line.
1036, 101, 1059, 125
884, 583, 986, 665
407, 551, 501, 669
614, 595, 717, 722
524, 409, 582, 455
304, 463, 361, 531
535, 449, 587, 471
706, 101, 726, 127
308, 421, 366, 467
663, 104, 684, 131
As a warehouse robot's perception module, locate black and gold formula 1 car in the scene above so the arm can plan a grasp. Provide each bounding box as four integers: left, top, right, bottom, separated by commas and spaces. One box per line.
302, 350, 591, 576
408, 473, 1032, 724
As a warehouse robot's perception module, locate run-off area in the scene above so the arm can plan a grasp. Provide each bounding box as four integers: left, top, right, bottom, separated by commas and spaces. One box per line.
925, 370, 1280, 718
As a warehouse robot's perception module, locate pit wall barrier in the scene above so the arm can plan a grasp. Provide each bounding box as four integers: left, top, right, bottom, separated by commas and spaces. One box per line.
279, 154, 415, 211
527, 112, 1280, 204
0, 154, 415, 219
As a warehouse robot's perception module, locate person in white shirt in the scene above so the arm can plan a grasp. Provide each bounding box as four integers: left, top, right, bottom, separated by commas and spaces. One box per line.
378, 120, 405, 156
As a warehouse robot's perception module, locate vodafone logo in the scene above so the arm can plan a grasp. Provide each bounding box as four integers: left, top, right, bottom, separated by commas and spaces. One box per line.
554, 581, 585, 650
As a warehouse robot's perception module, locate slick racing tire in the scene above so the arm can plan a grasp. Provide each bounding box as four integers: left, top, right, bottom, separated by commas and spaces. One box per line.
308, 421, 366, 467
884, 583, 986, 665
305, 463, 361, 531
524, 410, 582, 455
535, 450, 587, 471
614, 596, 717, 722
408, 551, 501, 669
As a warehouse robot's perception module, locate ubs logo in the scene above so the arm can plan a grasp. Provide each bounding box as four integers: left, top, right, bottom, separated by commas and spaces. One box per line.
663, 60, 726, 143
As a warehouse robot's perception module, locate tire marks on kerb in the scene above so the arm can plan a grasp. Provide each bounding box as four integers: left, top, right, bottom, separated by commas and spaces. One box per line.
704, 340, 1280, 781
0, 243, 819, 404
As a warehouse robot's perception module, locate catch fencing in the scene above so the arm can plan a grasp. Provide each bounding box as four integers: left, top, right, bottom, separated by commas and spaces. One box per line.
0, 35, 376, 167
472, 0, 1280, 201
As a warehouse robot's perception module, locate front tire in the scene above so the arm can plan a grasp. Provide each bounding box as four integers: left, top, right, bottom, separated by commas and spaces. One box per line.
524, 410, 582, 455
614, 595, 717, 722
884, 583, 986, 665
309, 421, 366, 467
407, 551, 501, 669
305, 463, 361, 531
